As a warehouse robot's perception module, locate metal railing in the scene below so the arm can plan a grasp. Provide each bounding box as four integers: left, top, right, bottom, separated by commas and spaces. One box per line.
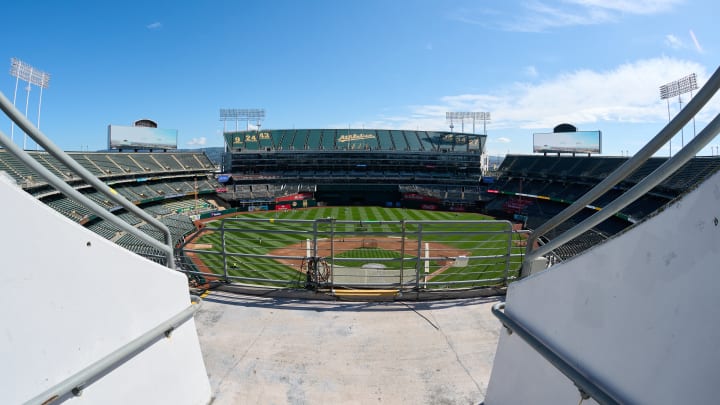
522, 65, 720, 276
178, 218, 527, 290
491, 302, 622, 404
0, 90, 176, 268
23, 296, 202, 405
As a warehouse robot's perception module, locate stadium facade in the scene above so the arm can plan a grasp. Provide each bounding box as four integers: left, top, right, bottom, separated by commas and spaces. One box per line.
220, 128, 486, 207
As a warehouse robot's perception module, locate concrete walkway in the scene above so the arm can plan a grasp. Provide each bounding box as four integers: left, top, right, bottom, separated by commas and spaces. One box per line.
195, 291, 503, 404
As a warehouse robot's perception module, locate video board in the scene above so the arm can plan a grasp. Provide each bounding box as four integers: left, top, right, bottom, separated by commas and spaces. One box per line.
533, 131, 601, 154
108, 125, 178, 150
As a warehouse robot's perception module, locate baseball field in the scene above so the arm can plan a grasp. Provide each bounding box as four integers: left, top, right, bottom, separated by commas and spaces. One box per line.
182, 206, 526, 289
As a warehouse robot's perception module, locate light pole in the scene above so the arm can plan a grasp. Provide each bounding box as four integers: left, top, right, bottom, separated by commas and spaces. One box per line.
446, 112, 490, 134
9, 58, 51, 149
219, 108, 265, 133
219, 108, 265, 152
660, 73, 698, 156
447, 112, 491, 173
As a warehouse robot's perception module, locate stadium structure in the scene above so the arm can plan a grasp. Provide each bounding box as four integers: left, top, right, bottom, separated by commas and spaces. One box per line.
485, 154, 720, 261
3, 65, 720, 404
218, 128, 485, 209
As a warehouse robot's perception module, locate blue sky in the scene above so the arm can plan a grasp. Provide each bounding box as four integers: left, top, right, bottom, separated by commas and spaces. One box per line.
1, 0, 718, 156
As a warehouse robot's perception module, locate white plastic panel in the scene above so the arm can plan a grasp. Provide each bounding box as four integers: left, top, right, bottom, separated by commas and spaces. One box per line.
486, 170, 720, 404
0, 175, 211, 404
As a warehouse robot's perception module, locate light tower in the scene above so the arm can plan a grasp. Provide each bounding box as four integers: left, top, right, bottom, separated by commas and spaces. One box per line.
219, 108, 265, 132
445, 112, 490, 134
9, 58, 51, 149
660, 73, 698, 156
446, 112, 491, 174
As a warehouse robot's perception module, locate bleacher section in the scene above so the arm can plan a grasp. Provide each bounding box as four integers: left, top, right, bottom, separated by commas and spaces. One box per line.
488, 154, 720, 260
0, 149, 218, 264
497, 155, 720, 194
0, 150, 213, 185
226, 129, 484, 153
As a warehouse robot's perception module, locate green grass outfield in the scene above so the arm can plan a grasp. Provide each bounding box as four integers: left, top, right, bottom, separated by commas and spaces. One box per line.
185, 207, 525, 288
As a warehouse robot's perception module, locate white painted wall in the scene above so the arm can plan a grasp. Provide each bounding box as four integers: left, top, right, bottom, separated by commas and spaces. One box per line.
0, 175, 211, 404
485, 169, 720, 404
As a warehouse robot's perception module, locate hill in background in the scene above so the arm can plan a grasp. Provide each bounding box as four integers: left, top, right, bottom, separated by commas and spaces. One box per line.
184, 147, 224, 166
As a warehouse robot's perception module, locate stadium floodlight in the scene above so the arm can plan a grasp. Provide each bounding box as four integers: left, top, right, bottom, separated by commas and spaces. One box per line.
660, 73, 698, 155
9, 58, 51, 149
446, 112, 490, 134
219, 108, 265, 132
659, 73, 697, 100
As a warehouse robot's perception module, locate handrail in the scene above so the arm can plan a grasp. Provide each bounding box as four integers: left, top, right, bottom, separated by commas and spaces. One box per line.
522, 65, 720, 276
491, 302, 621, 404
0, 90, 175, 268
23, 295, 202, 405
0, 127, 175, 267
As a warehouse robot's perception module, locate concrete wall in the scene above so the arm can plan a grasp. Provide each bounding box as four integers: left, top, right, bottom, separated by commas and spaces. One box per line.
485, 169, 720, 404
0, 175, 211, 404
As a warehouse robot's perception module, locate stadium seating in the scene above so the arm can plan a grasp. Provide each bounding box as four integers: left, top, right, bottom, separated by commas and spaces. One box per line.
223, 129, 485, 207
146, 153, 183, 171
0, 149, 218, 264
0, 150, 41, 183
488, 154, 720, 260
85, 220, 122, 240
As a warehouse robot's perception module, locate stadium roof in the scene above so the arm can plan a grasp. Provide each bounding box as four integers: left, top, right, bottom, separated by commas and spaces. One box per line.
224, 129, 486, 153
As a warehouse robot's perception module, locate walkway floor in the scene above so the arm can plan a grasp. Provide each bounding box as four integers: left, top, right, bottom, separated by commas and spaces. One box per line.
195, 290, 503, 404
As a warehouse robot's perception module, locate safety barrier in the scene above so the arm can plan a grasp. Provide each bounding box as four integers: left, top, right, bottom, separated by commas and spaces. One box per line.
178, 218, 528, 291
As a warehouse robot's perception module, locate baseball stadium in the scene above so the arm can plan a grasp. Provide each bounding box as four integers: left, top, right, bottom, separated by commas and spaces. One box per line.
4, 67, 720, 403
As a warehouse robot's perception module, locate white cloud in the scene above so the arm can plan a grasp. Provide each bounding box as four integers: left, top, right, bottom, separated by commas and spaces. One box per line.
146, 22, 162, 30
525, 65, 539, 78
665, 31, 705, 54
484, 57, 708, 129
689, 30, 704, 53
567, 0, 682, 14
446, 7, 501, 26
665, 34, 683, 49
187, 137, 207, 146
526, 1, 614, 26
326, 58, 718, 153
460, 0, 682, 32
368, 57, 713, 134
